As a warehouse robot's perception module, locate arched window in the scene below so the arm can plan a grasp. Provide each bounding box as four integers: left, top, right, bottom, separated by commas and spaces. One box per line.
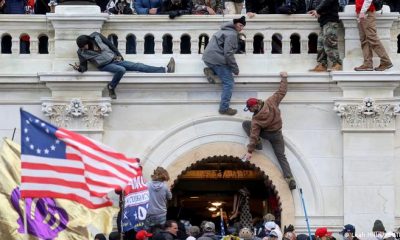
180, 34, 191, 54
126, 34, 136, 54
38, 35, 49, 54
198, 34, 209, 54
290, 33, 300, 54
1, 34, 12, 54
20, 34, 30, 54
107, 34, 118, 48
271, 33, 282, 54
308, 33, 318, 54
397, 34, 400, 53
162, 34, 173, 54
144, 34, 155, 54
253, 34, 264, 54
237, 33, 246, 54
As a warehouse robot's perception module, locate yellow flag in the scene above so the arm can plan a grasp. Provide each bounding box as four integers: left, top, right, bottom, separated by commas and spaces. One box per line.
0, 139, 119, 240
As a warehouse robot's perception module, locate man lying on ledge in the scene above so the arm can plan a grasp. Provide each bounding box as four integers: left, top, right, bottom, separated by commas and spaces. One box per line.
72, 32, 175, 99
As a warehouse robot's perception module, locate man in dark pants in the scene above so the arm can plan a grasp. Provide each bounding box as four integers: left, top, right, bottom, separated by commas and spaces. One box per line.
73, 32, 175, 99
242, 71, 296, 190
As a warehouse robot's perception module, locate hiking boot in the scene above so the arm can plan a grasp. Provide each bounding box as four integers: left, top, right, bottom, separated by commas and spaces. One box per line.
354, 64, 373, 71
219, 108, 237, 116
108, 85, 117, 99
285, 177, 297, 190
255, 139, 263, 150
167, 57, 175, 73
204, 67, 219, 84
309, 63, 327, 72
374, 62, 393, 71
328, 63, 342, 72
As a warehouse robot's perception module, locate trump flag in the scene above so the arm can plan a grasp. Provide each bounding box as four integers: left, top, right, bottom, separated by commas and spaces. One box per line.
20, 109, 141, 209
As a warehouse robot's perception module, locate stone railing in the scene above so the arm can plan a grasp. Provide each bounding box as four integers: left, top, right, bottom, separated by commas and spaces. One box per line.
0, 5, 399, 73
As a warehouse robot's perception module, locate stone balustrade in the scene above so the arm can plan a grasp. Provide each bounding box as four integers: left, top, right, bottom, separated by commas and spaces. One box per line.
0, 5, 399, 73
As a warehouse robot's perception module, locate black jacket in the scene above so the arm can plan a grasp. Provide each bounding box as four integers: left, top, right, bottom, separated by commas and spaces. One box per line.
313, 0, 339, 27
153, 231, 178, 240
161, 0, 192, 18
245, 0, 271, 14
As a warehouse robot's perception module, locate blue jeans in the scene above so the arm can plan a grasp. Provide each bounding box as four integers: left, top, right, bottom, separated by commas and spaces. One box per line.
99, 60, 165, 89
205, 63, 235, 112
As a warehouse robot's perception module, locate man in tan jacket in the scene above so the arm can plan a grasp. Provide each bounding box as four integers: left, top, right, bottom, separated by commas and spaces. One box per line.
242, 72, 296, 190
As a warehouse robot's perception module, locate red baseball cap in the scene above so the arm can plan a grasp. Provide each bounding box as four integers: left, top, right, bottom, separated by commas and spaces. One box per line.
136, 230, 153, 240
244, 98, 258, 111
315, 227, 332, 238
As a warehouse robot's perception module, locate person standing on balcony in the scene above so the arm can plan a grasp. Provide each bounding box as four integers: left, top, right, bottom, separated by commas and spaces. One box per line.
191, 0, 223, 15
353, 0, 393, 71
224, 0, 243, 14
72, 32, 175, 99
202, 16, 246, 116
308, 0, 343, 72
160, 0, 192, 19
2, 0, 26, 14
135, 0, 162, 14
241, 72, 297, 190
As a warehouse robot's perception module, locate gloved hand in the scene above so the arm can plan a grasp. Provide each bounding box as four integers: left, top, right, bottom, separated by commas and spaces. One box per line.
169, 10, 181, 19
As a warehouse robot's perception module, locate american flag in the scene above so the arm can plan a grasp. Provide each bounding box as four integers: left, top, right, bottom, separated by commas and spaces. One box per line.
20, 109, 141, 209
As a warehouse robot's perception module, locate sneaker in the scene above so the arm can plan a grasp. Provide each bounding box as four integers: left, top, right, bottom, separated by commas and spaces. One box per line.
354, 64, 373, 71
219, 108, 237, 116
108, 85, 117, 99
204, 67, 219, 84
309, 63, 327, 72
328, 63, 342, 72
167, 57, 175, 73
374, 62, 393, 71
285, 177, 297, 190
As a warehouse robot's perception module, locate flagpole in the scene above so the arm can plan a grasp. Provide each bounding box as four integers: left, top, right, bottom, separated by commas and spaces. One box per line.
23, 198, 29, 240
119, 191, 125, 240
11, 128, 16, 141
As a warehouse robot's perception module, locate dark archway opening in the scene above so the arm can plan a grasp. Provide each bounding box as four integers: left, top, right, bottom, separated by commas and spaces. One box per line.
168, 156, 281, 234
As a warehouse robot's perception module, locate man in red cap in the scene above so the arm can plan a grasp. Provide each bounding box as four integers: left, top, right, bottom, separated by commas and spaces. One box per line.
136, 230, 153, 240
315, 227, 332, 240
242, 71, 296, 190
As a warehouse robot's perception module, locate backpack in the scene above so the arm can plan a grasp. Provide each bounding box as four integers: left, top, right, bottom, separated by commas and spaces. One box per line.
372, 0, 383, 11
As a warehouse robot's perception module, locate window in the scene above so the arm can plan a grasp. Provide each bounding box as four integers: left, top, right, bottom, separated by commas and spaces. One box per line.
1, 34, 12, 54
144, 34, 155, 54
271, 34, 282, 54
180, 34, 191, 54
38, 35, 49, 54
253, 34, 264, 54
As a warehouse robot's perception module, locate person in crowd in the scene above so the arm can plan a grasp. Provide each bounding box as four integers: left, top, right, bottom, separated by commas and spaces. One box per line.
34, 0, 51, 14
239, 228, 260, 240
96, 0, 109, 11
385, 0, 400, 12
1, 0, 26, 14
264, 222, 283, 240
315, 227, 332, 240
109, 231, 121, 240
241, 71, 296, 190
269, 230, 280, 240
94, 233, 106, 240
338, 0, 355, 11
191, 0, 223, 15
0, 0, 4, 13
161, 0, 192, 19
137, 230, 153, 240
72, 32, 175, 99
283, 225, 296, 240
224, 0, 243, 14
187, 226, 200, 240
197, 222, 219, 240
254, 214, 275, 238
341, 224, 358, 240
144, 167, 173, 229
275, 0, 306, 14
353, 0, 393, 71
106, 0, 137, 14
135, 0, 162, 14
308, 0, 342, 72
246, 0, 271, 16
373, 220, 386, 240
153, 220, 179, 240
202, 16, 246, 116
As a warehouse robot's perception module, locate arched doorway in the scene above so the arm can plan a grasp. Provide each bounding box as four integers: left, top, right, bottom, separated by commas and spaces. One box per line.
167, 155, 282, 233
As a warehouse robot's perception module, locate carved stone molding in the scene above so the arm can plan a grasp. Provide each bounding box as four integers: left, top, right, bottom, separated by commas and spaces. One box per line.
41, 98, 111, 130
334, 97, 400, 131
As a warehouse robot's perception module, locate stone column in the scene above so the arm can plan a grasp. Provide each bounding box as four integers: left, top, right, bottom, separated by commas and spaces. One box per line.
339, 5, 398, 70
47, 5, 108, 71
332, 72, 400, 235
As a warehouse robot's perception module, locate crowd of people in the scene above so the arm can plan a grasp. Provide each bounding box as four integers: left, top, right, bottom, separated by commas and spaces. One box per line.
1, 0, 400, 15
94, 211, 400, 240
